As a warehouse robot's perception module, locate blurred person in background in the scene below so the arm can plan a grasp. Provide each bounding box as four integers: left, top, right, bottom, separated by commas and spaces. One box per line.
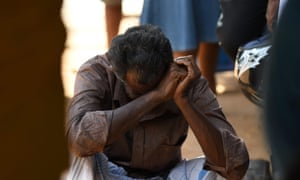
217, 0, 281, 61
102, 0, 123, 47
140, 0, 220, 93
0, 0, 69, 179
263, 0, 300, 179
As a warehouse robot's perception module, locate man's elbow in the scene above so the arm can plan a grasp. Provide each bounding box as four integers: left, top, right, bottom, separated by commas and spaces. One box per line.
221, 130, 250, 179
66, 128, 106, 157
65, 113, 110, 157
227, 158, 249, 180
68, 137, 105, 157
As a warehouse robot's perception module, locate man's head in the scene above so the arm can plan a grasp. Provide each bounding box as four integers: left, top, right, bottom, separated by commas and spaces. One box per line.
107, 24, 173, 98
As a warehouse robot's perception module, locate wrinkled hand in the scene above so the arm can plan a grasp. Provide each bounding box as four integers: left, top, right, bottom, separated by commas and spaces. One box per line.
173, 55, 201, 102
155, 62, 187, 101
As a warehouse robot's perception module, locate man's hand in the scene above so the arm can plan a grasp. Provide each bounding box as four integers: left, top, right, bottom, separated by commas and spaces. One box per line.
155, 61, 187, 101
266, 0, 280, 32
174, 55, 201, 102
173, 55, 201, 102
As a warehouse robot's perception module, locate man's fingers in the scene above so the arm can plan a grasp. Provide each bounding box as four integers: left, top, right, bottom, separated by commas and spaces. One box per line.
174, 55, 201, 80
174, 55, 193, 64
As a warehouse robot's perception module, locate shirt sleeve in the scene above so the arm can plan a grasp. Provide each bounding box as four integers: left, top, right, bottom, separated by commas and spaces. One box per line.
66, 57, 113, 157
190, 77, 249, 179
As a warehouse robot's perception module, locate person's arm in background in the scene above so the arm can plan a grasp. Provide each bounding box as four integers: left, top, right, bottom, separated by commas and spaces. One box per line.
266, 0, 280, 32
173, 56, 249, 179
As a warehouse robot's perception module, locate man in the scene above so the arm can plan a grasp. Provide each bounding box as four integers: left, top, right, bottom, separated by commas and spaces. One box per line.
66, 24, 249, 179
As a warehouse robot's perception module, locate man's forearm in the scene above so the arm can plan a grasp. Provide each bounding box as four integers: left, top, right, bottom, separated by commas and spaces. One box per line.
67, 89, 164, 156
175, 98, 249, 179
175, 98, 226, 166
107, 90, 164, 144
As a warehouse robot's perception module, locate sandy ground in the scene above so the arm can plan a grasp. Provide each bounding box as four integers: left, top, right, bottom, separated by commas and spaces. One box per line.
60, 0, 271, 162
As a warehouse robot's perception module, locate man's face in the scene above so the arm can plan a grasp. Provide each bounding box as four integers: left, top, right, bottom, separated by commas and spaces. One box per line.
124, 70, 159, 99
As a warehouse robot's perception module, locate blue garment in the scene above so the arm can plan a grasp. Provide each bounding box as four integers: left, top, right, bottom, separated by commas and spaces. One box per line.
67, 153, 225, 180
140, 0, 220, 51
